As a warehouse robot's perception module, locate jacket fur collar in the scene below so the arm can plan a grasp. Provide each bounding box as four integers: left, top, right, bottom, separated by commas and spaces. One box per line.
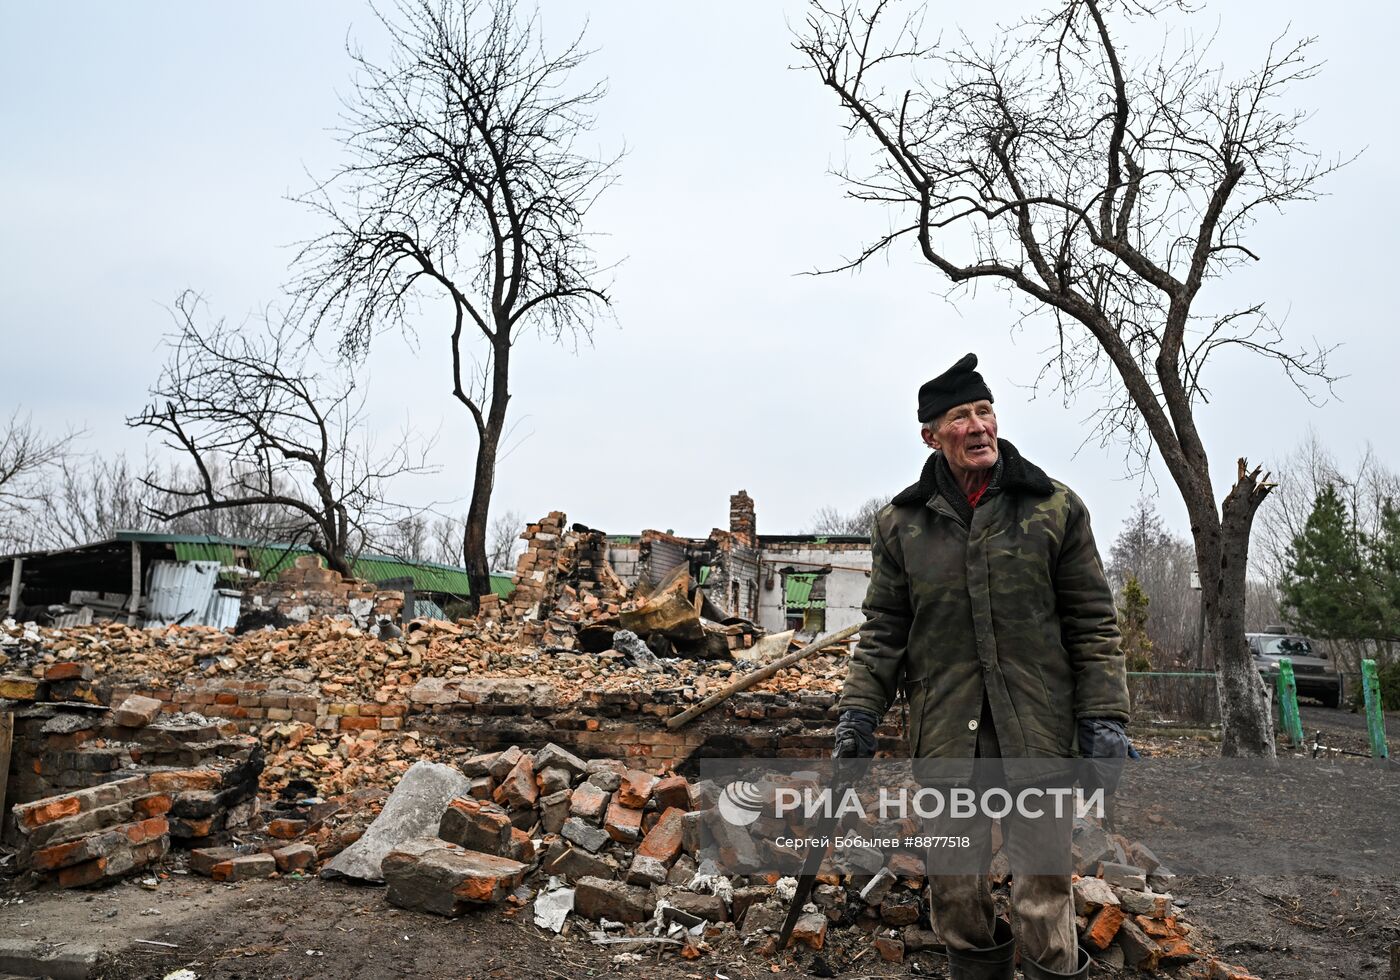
890, 438, 1055, 507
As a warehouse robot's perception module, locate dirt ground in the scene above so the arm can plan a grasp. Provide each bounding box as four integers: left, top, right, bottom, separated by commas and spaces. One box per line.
3, 867, 1395, 980
2, 707, 1396, 979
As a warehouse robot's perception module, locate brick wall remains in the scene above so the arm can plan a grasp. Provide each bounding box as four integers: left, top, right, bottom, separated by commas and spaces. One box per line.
243, 554, 403, 626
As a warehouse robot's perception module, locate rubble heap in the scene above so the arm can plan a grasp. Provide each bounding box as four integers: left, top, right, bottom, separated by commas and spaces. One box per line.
2, 661, 266, 888
11, 774, 173, 888
3, 665, 261, 808
240, 554, 404, 628
361, 742, 1210, 974
1, 618, 843, 713
483, 513, 628, 649
0, 617, 525, 706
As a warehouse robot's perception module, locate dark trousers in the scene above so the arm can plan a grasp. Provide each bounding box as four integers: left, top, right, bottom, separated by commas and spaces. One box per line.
922, 699, 1078, 972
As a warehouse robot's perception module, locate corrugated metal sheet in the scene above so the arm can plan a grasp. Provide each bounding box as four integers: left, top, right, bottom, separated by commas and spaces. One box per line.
204, 589, 243, 631
412, 598, 447, 621
785, 573, 826, 609
146, 560, 222, 625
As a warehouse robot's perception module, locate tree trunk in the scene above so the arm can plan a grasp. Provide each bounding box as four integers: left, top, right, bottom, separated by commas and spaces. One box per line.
316, 535, 354, 580
461, 334, 509, 612
1191, 462, 1277, 758
326, 550, 354, 580
462, 429, 498, 613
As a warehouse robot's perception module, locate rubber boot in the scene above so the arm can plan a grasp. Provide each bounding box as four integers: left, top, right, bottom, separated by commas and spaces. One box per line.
945, 918, 1015, 980
1020, 945, 1091, 979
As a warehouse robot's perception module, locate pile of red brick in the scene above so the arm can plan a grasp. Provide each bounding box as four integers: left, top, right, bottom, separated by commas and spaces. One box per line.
10, 750, 263, 890
4, 667, 262, 811
363, 742, 1229, 975
482, 512, 629, 649
10, 775, 172, 888
241, 554, 404, 626
2, 661, 265, 888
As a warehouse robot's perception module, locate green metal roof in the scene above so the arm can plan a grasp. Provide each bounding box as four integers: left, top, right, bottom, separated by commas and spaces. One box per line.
116, 532, 512, 597
785, 573, 825, 609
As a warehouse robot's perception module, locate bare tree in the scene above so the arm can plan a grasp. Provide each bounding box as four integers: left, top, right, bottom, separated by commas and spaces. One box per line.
0, 411, 77, 544
26, 453, 163, 551
798, 0, 1344, 757
1, 412, 77, 553
130, 292, 434, 577
1109, 500, 1282, 674
807, 496, 890, 536
383, 513, 432, 562
1109, 499, 1199, 665
429, 514, 465, 566
292, 0, 617, 608
487, 509, 526, 572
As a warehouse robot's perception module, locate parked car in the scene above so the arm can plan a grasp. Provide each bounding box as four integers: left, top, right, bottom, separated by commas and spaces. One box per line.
1246, 627, 1343, 709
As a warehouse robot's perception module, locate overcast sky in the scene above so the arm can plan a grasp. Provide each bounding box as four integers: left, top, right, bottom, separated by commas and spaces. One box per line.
2, 0, 1395, 552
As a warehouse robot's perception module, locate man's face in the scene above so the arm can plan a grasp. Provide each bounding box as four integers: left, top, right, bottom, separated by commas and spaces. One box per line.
922, 400, 998, 472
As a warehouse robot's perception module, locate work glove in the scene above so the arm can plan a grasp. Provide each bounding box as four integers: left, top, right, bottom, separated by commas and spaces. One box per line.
833, 708, 879, 759
1077, 717, 1135, 795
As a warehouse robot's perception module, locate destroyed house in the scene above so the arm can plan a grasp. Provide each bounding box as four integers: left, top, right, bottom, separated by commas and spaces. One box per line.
599, 491, 873, 637
0, 530, 513, 628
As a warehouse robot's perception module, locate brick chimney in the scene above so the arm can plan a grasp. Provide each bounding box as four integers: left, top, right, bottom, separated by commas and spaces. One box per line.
729, 490, 756, 546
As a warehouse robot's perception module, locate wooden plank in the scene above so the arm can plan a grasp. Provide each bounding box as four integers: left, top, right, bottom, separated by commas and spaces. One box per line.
0, 711, 13, 825
6, 556, 21, 616
666, 622, 862, 729
127, 540, 142, 626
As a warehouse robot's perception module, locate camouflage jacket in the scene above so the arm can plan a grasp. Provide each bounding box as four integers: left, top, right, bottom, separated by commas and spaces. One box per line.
839, 439, 1130, 759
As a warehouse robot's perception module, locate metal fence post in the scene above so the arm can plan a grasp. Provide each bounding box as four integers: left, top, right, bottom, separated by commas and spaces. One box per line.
1361, 659, 1390, 761
1277, 657, 1304, 747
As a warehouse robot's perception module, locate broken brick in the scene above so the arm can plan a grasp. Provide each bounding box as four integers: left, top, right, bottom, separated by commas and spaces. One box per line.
573, 875, 656, 924
1113, 917, 1161, 971
536, 766, 571, 797
543, 842, 616, 882
487, 746, 523, 783
267, 817, 308, 840
45, 662, 94, 682
211, 853, 276, 882
636, 806, 685, 864
493, 753, 539, 811
569, 782, 610, 824
15, 795, 81, 831
626, 853, 668, 887
190, 846, 240, 877
872, 934, 903, 962
617, 769, 658, 809
0, 675, 41, 700
534, 742, 588, 780
112, 694, 164, 728
792, 912, 830, 951
1073, 875, 1121, 916
148, 769, 223, 793
382, 838, 526, 915
652, 775, 694, 812
604, 800, 644, 844
1084, 903, 1125, 951
272, 843, 318, 873
438, 797, 513, 857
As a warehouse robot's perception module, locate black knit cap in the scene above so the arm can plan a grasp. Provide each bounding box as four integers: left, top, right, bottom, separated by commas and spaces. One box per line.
917, 353, 994, 423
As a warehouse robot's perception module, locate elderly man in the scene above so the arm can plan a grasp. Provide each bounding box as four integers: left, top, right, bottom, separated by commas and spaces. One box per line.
834, 354, 1131, 980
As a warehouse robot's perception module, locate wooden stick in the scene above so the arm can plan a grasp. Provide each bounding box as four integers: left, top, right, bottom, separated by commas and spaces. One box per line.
0, 711, 12, 822
666, 622, 862, 729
